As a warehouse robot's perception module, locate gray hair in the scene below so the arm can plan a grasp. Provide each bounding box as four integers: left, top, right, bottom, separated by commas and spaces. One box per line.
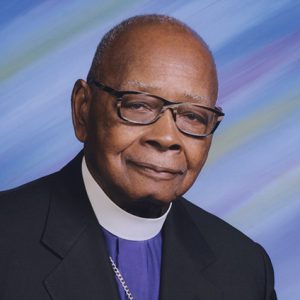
87, 14, 211, 82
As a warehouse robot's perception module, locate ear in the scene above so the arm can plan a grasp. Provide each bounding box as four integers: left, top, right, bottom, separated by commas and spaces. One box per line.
71, 79, 92, 142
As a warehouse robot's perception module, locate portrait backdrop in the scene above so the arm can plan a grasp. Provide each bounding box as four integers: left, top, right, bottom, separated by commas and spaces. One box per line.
1, 1, 299, 299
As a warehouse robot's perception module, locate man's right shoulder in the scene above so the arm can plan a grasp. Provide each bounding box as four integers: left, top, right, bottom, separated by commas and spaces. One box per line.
0, 172, 58, 215
0, 171, 63, 254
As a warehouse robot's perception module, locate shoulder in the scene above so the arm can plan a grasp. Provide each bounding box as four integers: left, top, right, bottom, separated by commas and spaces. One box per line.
178, 197, 254, 244
178, 198, 276, 297
173, 198, 277, 298
0, 173, 64, 296
177, 197, 272, 268
0, 173, 59, 239
0, 152, 83, 232
0, 173, 56, 213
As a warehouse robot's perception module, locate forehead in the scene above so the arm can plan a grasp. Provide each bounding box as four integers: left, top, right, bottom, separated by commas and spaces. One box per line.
103, 24, 217, 105
125, 79, 209, 103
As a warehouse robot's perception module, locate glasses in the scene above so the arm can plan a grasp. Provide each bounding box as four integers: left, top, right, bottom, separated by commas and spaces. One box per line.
88, 80, 224, 138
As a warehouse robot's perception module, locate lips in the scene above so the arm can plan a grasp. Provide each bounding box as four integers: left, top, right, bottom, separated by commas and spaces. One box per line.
127, 160, 185, 180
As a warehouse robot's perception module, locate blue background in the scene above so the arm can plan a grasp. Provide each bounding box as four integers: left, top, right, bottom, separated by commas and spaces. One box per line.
1, 1, 300, 298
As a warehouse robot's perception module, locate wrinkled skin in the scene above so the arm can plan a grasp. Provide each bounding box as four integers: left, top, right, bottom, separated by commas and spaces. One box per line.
72, 23, 218, 217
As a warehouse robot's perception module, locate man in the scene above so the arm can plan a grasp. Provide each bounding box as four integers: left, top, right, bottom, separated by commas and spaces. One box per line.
0, 15, 276, 300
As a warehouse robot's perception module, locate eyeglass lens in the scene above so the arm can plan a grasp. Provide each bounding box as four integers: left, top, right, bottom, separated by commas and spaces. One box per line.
119, 94, 218, 136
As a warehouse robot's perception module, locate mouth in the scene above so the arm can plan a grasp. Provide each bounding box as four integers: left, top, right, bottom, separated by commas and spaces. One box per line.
127, 160, 185, 180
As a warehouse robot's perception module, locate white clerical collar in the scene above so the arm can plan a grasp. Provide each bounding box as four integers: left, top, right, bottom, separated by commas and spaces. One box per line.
81, 156, 172, 241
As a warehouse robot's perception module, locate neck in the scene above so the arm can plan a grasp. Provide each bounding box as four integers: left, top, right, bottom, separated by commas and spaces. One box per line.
95, 177, 171, 218
116, 197, 170, 218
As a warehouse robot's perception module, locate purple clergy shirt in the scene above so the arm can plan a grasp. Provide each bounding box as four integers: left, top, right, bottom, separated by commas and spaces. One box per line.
102, 227, 162, 300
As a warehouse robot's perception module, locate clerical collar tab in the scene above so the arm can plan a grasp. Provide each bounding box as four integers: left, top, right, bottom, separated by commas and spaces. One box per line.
81, 157, 172, 241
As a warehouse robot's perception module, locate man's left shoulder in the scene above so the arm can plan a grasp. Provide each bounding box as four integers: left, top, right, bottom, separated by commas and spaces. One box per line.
177, 197, 270, 262
171, 198, 277, 299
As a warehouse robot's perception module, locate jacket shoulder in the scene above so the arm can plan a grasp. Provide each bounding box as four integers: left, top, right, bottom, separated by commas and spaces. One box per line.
178, 198, 276, 298
179, 197, 255, 245
0, 173, 60, 241
0, 173, 57, 212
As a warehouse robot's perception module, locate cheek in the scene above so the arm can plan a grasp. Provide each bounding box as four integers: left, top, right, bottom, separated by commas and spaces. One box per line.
96, 125, 144, 159
190, 140, 211, 168
181, 138, 212, 188
85, 101, 123, 174
91, 115, 145, 178
88, 100, 129, 154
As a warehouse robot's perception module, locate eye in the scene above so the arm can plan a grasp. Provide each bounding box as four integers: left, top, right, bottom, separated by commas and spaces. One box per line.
123, 100, 152, 111
181, 111, 208, 125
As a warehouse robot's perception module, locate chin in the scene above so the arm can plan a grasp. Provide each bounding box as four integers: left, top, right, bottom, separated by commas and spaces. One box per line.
121, 177, 192, 204
122, 194, 174, 218
127, 189, 180, 204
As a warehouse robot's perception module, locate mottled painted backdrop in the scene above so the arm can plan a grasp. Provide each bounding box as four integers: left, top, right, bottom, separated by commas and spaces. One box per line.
1, 1, 299, 299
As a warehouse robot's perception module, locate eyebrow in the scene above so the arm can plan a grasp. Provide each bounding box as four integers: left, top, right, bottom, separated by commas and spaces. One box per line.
183, 92, 207, 102
126, 80, 161, 91
126, 79, 208, 102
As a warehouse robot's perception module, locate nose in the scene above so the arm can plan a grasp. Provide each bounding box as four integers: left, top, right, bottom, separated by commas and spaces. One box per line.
141, 110, 182, 152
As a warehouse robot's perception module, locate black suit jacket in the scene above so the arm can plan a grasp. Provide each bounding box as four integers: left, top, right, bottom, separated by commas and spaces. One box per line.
0, 152, 277, 300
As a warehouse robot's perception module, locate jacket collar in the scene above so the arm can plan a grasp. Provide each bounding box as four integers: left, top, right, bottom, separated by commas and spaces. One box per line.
42, 151, 93, 257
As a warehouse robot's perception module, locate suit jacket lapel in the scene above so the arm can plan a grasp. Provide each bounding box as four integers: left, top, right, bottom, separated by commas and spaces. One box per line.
41, 153, 120, 300
159, 199, 223, 300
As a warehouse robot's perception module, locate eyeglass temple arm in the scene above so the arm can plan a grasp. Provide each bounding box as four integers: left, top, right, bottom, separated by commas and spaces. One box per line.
88, 80, 121, 97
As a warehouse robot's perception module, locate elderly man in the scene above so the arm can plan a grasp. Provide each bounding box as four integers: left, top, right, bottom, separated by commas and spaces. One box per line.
0, 15, 276, 300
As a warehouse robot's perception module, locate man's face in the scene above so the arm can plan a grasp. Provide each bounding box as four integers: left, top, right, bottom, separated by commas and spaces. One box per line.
73, 25, 218, 206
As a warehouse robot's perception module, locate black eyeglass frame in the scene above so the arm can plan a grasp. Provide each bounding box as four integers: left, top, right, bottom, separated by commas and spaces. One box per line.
88, 80, 225, 137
